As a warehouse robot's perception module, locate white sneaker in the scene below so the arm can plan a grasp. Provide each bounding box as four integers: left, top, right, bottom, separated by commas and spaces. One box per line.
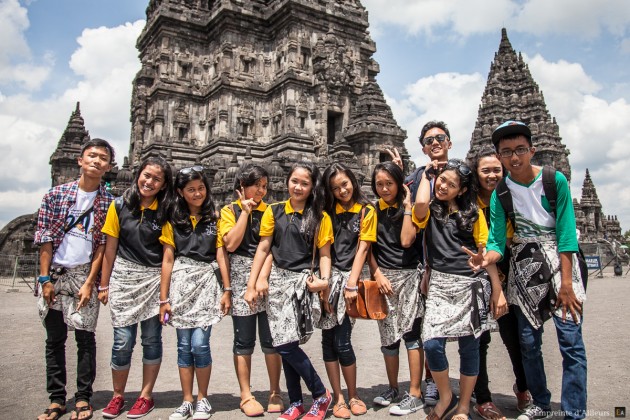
193, 398, 212, 420
170, 401, 194, 420
388, 392, 425, 415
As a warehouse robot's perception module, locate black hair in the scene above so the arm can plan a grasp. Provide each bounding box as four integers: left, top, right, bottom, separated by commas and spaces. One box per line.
419, 120, 450, 143
123, 156, 173, 225
287, 161, 324, 245
233, 164, 269, 191
371, 161, 405, 222
468, 145, 504, 194
171, 167, 217, 231
81, 138, 115, 163
322, 162, 370, 217
430, 158, 478, 232
494, 133, 533, 150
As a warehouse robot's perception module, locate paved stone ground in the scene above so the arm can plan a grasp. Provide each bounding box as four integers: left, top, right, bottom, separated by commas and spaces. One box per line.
1, 268, 628, 419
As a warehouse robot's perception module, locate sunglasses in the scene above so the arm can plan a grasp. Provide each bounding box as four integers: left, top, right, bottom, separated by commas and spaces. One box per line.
444, 159, 472, 176
421, 134, 449, 146
498, 147, 531, 158
179, 165, 204, 175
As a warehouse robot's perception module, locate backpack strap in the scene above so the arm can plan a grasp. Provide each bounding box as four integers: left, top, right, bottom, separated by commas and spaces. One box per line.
495, 177, 516, 229
541, 166, 557, 215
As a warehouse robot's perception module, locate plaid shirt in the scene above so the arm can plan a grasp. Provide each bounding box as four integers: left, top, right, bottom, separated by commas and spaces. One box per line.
34, 180, 114, 257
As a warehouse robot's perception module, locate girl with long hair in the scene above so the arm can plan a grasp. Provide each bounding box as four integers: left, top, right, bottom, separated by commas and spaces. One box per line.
219, 164, 283, 417
159, 166, 231, 420
99, 156, 174, 419
244, 161, 332, 420
413, 158, 507, 420
319, 162, 374, 418
369, 161, 425, 416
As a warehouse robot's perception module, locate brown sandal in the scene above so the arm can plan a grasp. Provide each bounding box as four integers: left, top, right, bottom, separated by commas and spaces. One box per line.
70, 404, 93, 420
39, 406, 67, 420
240, 396, 264, 417
474, 402, 506, 420
348, 397, 367, 416
267, 391, 284, 413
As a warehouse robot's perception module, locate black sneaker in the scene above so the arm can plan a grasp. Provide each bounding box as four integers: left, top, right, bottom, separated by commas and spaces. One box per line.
373, 387, 399, 407
517, 404, 551, 420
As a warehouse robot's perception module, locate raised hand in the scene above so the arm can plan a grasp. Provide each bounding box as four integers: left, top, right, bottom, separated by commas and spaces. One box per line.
235, 187, 256, 214
385, 147, 403, 170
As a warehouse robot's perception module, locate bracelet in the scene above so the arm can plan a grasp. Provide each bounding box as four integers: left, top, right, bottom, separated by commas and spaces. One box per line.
344, 285, 358, 291
223, 287, 232, 292
404, 211, 412, 216
38, 275, 51, 285
320, 277, 329, 282
158, 298, 170, 305
98, 285, 109, 291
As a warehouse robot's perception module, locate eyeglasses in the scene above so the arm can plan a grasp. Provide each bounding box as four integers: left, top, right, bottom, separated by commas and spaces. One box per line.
498, 147, 531, 158
179, 165, 204, 175
421, 134, 448, 146
444, 159, 472, 176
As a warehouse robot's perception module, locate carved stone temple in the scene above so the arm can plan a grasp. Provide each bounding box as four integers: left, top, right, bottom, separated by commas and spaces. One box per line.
467, 28, 625, 261
129, 0, 407, 203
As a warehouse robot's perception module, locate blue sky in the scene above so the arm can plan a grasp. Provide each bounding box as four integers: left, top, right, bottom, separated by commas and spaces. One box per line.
1, 0, 630, 233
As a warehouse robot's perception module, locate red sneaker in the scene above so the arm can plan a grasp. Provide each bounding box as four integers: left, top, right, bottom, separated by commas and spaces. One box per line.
303, 390, 332, 420
127, 397, 155, 419
278, 402, 306, 420
514, 383, 533, 412
102, 395, 125, 419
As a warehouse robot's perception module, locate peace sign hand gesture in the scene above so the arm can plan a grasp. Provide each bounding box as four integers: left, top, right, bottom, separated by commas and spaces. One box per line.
235, 188, 256, 214
385, 147, 403, 170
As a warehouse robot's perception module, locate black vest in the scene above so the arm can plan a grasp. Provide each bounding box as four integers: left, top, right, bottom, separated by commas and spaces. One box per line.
114, 197, 163, 267
231, 204, 264, 258
173, 218, 218, 263
373, 205, 423, 270
331, 207, 372, 272
270, 203, 316, 272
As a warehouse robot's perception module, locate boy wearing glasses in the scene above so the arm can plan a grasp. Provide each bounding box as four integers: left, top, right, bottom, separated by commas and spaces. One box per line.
468, 120, 587, 420
34, 139, 115, 420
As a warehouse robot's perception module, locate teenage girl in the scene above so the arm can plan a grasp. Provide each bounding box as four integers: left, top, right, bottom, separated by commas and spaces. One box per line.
320, 162, 374, 418
413, 158, 507, 420
99, 156, 174, 419
159, 166, 231, 420
470, 147, 531, 419
369, 161, 425, 416
245, 161, 332, 420
219, 164, 283, 417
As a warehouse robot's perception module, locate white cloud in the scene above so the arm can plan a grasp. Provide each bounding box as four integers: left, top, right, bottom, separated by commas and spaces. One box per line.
390, 72, 486, 162
522, 55, 630, 229
0, 0, 52, 90
0, 19, 144, 229
362, 0, 630, 40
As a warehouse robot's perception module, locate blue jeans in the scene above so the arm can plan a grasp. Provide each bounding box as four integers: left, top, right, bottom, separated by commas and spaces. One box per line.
275, 341, 327, 405
176, 327, 212, 368
111, 315, 162, 370
514, 305, 587, 419
232, 311, 276, 355
321, 315, 356, 366
424, 335, 480, 376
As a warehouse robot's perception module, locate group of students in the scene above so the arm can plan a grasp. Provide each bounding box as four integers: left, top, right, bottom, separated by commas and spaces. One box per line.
34, 119, 587, 420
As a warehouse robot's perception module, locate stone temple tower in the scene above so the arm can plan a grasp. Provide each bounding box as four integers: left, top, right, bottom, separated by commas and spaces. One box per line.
50, 102, 90, 187
467, 28, 572, 182
129, 0, 407, 204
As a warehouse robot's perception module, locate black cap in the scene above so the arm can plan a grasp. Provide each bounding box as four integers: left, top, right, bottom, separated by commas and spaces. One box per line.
491, 120, 531, 146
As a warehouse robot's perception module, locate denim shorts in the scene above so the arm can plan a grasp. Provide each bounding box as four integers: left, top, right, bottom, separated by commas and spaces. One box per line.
111, 315, 162, 370
176, 326, 213, 368
424, 335, 480, 376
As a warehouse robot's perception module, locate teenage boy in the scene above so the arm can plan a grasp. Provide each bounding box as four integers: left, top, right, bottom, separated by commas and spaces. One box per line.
34, 139, 115, 420
467, 121, 587, 420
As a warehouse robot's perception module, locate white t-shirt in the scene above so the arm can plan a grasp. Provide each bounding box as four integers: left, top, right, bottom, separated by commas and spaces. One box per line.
53, 189, 98, 268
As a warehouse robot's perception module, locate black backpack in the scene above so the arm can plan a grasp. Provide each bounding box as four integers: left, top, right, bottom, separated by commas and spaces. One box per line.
495, 166, 588, 290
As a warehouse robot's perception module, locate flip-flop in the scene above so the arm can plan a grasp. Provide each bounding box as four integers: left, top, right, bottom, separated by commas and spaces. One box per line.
425, 394, 459, 420
70, 404, 93, 420
41, 406, 67, 420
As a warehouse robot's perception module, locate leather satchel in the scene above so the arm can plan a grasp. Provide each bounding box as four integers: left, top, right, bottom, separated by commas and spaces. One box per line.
346, 278, 388, 320
345, 207, 388, 320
